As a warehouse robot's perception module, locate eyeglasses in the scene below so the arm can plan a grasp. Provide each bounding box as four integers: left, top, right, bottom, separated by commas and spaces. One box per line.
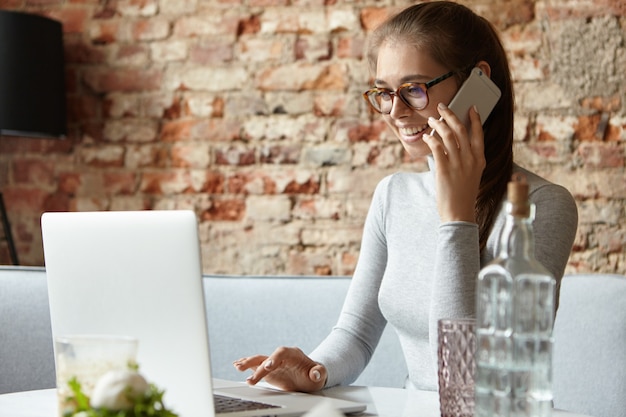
363, 70, 457, 114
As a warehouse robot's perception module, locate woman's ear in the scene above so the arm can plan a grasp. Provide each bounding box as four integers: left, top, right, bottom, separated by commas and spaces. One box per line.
476, 61, 492, 78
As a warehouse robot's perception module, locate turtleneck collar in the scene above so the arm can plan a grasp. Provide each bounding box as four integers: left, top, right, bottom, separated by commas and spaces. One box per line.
427, 154, 436, 172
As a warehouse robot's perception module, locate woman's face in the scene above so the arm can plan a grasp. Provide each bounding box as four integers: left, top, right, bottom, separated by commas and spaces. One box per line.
375, 40, 459, 159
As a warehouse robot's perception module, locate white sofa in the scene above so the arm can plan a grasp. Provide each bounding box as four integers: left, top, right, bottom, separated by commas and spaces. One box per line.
0, 266, 407, 395
3, 266, 625, 417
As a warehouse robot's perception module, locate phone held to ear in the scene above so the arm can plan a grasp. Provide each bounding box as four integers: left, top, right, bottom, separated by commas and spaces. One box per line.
448, 67, 502, 128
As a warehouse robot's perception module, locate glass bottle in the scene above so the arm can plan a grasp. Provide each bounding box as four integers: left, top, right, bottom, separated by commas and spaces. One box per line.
475, 173, 556, 417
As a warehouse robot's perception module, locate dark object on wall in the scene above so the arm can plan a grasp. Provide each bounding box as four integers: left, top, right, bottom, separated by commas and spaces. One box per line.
0, 193, 18, 265
0, 10, 66, 139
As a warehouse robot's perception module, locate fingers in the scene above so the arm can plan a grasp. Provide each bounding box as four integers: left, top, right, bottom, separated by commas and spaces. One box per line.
232, 347, 326, 392
424, 103, 486, 223
467, 105, 485, 161
233, 354, 267, 372
424, 103, 485, 160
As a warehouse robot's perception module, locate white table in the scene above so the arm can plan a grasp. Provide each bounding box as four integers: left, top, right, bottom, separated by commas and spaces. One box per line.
0, 386, 593, 417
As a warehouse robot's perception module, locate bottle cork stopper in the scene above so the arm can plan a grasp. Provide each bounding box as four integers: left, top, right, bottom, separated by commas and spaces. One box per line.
508, 172, 529, 216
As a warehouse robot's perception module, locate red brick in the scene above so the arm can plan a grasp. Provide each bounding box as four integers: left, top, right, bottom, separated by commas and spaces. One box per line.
161, 119, 240, 142
0, 1, 22, 8
283, 177, 320, 195
248, 0, 287, 5
1, 188, 48, 211
89, 19, 120, 44
173, 15, 239, 37
215, 146, 256, 166
336, 35, 365, 59
237, 14, 261, 36
83, 68, 162, 93
47, 7, 91, 34
200, 171, 226, 194
577, 143, 625, 168
313, 95, 347, 117
259, 145, 300, 164
64, 39, 107, 65
68, 94, 102, 121
171, 143, 210, 168
140, 170, 194, 195
227, 172, 276, 195
58, 173, 81, 194
360, 7, 391, 31
81, 122, 106, 143
575, 114, 602, 141
189, 41, 235, 66
43, 192, 72, 212
81, 145, 125, 167
0, 136, 73, 154
114, 44, 150, 65
11, 158, 56, 187
529, 143, 559, 159
541, 0, 623, 19
130, 19, 169, 41
65, 69, 80, 95
580, 95, 621, 112
162, 96, 184, 119
347, 120, 387, 143
474, 0, 534, 29
201, 198, 246, 221
103, 171, 138, 195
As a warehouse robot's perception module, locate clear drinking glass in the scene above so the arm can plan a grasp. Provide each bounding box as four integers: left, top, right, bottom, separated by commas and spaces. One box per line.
55, 335, 138, 416
437, 318, 477, 417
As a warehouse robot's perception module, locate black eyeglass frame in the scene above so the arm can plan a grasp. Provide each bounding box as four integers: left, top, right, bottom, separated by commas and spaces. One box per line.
363, 70, 457, 114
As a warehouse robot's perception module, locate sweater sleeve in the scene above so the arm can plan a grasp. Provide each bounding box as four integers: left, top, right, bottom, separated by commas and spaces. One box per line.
427, 221, 481, 375
309, 177, 390, 387
529, 183, 578, 309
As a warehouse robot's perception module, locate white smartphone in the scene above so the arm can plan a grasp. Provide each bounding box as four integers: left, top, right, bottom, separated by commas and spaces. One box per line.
448, 67, 501, 128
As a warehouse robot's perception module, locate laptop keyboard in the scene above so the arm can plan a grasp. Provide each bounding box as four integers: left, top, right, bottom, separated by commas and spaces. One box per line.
214, 393, 281, 413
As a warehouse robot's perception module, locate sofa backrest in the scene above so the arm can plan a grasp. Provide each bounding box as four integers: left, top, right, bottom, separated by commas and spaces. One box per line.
203, 274, 407, 388
552, 273, 626, 417
0, 266, 55, 394
0, 267, 407, 394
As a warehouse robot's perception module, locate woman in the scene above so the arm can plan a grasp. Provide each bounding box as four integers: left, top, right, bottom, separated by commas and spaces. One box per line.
234, 1, 578, 392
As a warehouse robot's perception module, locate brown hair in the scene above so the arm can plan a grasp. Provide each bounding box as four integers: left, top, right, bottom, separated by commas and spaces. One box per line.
367, 1, 514, 253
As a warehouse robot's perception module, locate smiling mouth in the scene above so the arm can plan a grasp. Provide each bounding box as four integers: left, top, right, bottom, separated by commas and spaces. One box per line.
399, 124, 429, 139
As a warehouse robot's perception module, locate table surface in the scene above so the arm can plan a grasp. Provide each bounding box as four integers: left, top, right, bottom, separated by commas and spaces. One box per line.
0, 386, 593, 417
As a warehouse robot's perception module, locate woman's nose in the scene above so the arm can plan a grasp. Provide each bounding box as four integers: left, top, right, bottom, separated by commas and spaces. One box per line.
388, 95, 412, 118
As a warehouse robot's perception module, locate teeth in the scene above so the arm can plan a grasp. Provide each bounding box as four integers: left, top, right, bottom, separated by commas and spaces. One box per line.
399, 124, 427, 136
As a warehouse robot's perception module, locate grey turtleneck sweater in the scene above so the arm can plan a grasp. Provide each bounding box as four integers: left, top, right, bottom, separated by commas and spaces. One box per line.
310, 161, 578, 391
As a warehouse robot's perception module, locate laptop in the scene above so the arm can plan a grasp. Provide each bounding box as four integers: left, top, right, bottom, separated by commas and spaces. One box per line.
41, 210, 366, 417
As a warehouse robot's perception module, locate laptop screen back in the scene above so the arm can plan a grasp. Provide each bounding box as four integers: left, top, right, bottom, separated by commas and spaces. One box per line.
41, 210, 215, 417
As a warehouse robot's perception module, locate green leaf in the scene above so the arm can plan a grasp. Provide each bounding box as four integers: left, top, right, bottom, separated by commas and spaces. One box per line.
64, 372, 178, 417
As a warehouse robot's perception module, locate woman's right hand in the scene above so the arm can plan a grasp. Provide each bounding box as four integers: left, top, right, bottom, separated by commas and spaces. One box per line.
233, 346, 327, 392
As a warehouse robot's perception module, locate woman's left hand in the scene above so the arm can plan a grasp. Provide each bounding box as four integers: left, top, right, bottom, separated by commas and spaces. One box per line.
423, 102, 486, 223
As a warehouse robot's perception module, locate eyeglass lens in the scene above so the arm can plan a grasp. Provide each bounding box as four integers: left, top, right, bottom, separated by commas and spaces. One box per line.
367, 83, 428, 114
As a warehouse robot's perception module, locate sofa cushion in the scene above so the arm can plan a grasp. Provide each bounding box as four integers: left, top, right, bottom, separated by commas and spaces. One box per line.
203, 274, 407, 388
0, 266, 56, 394
0, 267, 407, 394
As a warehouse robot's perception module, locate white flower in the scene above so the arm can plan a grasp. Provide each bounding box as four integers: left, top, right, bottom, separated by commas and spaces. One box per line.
90, 370, 149, 410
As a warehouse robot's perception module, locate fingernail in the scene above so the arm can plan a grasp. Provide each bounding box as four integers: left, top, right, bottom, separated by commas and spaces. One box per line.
246, 375, 255, 383
473, 105, 479, 113
428, 116, 436, 125
312, 369, 321, 381
438, 102, 447, 110
263, 359, 273, 370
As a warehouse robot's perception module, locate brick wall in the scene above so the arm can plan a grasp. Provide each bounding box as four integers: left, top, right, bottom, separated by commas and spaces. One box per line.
0, 0, 624, 275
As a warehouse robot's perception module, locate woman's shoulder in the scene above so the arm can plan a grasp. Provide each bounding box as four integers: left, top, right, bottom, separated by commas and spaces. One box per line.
373, 170, 432, 195
513, 164, 577, 209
